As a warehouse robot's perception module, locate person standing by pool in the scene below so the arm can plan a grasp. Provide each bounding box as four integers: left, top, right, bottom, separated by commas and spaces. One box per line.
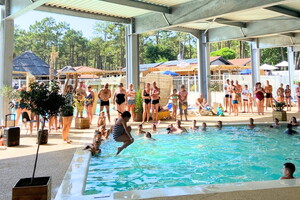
280, 163, 296, 179
224, 79, 230, 112
169, 89, 179, 120
61, 74, 78, 144
242, 84, 249, 113
254, 82, 265, 115
227, 80, 236, 115
85, 85, 95, 124
276, 83, 285, 103
296, 82, 300, 112
126, 83, 136, 121
285, 85, 292, 111
113, 111, 134, 155
142, 83, 151, 123
113, 83, 127, 118
264, 80, 273, 111
235, 80, 243, 110
98, 83, 111, 123
179, 85, 188, 121
150, 81, 160, 123
76, 80, 87, 97
232, 88, 239, 116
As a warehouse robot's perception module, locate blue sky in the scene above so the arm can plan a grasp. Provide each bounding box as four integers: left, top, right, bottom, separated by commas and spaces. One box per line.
15, 10, 98, 39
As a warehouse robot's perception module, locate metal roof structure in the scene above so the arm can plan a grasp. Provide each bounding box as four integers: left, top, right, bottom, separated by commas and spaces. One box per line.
3, 0, 300, 49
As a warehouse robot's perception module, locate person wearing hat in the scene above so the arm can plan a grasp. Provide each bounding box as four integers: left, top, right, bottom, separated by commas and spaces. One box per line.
113, 83, 127, 118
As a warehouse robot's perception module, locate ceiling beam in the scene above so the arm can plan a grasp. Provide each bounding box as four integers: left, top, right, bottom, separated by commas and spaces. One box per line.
134, 0, 297, 34
280, 33, 296, 37
164, 27, 201, 38
256, 34, 300, 49
265, 5, 300, 18
214, 18, 247, 28
6, 0, 52, 19
208, 17, 300, 42
99, 0, 170, 14
36, 5, 131, 24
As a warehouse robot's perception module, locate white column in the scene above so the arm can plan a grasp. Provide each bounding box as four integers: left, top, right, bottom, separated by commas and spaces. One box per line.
250, 39, 260, 91
287, 46, 295, 98
125, 23, 139, 90
0, 5, 14, 125
197, 31, 210, 101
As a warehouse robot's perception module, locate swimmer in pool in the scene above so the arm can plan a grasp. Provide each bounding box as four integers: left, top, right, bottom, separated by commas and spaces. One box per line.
145, 132, 156, 141
270, 118, 281, 128
136, 124, 146, 135
248, 118, 256, 129
284, 123, 298, 135
190, 120, 199, 130
201, 122, 207, 131
280, 162, 296, 180
216, 121, 222, 130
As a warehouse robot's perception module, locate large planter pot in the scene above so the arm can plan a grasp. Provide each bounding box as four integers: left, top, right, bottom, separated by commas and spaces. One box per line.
75, 117, 90, 129
37, 129, 48, 145
134, 112, 143, 122
12, 176, 51, 200
272, 110, 287, 121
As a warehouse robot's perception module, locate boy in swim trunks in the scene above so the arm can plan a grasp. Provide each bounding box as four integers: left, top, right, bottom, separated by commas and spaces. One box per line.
232, 88, 239, 116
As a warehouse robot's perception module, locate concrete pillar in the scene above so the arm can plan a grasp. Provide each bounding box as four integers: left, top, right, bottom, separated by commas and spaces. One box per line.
287, 46, 295, 98
0, 5, 14, 125
250, 39, 260, 91
197, 31, 210, 101
125, 23, 139, 90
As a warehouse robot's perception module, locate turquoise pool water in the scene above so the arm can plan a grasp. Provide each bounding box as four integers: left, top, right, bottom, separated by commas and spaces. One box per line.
85, 125, 300, 195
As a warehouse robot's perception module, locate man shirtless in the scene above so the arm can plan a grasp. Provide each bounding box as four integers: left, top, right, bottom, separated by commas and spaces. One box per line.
264, 80, 273, 110
150, 81, 160, 123
276, 83, 285, 103
76, 81, 87, 96
98, 83, 111, 122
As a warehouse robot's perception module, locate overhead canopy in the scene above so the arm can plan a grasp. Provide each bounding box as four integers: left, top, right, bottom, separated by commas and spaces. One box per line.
260, 64, 279, 70
5, 0, 300, 49
275, 61, 289, 67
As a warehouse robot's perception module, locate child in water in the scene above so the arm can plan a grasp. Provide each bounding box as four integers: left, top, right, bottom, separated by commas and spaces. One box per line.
202, 122, 207, 131
280, 162, 296, 179
248, 118, 256, 129
190, 120, 199, 130
270, 118, 281, 128
136, 124, 146, 135
216, 103, 225, 116
83, 129, 102, 155
145, 132, 156, 141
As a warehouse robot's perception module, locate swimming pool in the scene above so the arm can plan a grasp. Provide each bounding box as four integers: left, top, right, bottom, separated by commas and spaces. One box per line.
85, 125, 300, 196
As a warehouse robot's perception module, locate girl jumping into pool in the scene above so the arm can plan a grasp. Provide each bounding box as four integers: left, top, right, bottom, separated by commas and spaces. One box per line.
112, 111, 134, 155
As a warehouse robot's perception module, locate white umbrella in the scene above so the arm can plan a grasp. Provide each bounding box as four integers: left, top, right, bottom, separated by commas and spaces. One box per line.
275, 61, 288, 67
260, 64, 278, 70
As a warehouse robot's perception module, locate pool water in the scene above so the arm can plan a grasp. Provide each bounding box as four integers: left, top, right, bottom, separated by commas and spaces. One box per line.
85, 126, 300, 195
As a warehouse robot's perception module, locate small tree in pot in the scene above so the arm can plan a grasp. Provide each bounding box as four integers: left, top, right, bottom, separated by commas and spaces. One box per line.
13, 81, 65, 200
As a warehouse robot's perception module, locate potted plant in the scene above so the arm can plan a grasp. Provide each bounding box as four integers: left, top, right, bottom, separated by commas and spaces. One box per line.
134, 89, 143, 122
12, 81, 65, 200
272, 100, 286, 121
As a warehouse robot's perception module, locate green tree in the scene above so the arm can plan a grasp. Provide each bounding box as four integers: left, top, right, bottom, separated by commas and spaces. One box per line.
260, 47, 287, 65
210, 47, 237, 59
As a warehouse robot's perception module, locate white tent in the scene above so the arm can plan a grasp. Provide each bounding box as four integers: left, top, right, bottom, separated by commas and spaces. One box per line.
275, 61, 289, 67
260, 64, 278, 70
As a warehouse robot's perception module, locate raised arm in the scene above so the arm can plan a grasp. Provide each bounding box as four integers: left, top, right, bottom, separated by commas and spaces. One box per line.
73, 74, 78, 94
63, 74, 70, 95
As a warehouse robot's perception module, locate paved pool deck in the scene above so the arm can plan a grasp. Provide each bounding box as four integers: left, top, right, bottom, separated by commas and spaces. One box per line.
0, 108, 300, 200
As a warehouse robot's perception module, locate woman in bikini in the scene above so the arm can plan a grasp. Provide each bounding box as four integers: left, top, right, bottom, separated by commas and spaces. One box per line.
168, 89, 179, 120
85, 85, 95, 124
112, 111, 134, 155
285, 85, 292, 111
142, 83, 151, 123
150, 81, 160, 123
254, 82, 265, 115
296, 82, 300, 112
113, 83, 127, 118
126, 83, 136, 121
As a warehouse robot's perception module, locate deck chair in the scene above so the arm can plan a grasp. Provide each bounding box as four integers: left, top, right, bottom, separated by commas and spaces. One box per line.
188, 104, 200, 116
21, 111, 37, 135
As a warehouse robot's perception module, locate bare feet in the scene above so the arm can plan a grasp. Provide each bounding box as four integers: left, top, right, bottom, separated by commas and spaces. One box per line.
116, 147, 124, 155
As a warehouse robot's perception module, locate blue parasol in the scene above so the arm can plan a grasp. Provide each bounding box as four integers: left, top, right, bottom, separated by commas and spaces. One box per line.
160, 70, 179, 76
239, 69, 252, 75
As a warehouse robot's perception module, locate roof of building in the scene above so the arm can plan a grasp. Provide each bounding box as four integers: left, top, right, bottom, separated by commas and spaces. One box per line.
13, 51, 55, 76
227, 58, 251, 66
